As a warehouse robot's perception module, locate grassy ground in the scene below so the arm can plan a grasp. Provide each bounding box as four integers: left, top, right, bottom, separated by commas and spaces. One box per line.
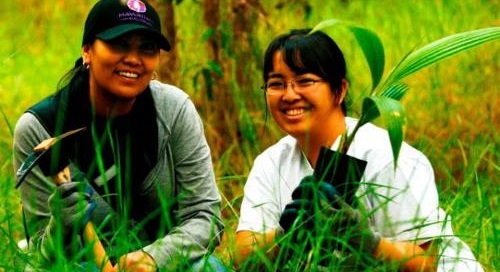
1, 0, 498, 271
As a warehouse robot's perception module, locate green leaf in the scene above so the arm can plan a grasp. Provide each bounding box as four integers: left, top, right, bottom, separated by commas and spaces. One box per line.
201, 28, 216, 42
361, 96, 406, 168
310, 19, 385, 92
357, 97, 380, 127
207, 61, 223, 77
379, 82, 409, 101
356, 82, 408, 127
383, 27, 500, 88
348, 26, 385, 92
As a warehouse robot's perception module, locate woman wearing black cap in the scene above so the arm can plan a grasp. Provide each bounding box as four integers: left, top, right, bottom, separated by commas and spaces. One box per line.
13, 0, 225, 271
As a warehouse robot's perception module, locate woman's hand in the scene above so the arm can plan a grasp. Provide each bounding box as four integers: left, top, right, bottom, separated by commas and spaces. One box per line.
279, 175, 339, 233
47, 170, 96, 240
278, 175, 381, 255
112, 250, 158, 272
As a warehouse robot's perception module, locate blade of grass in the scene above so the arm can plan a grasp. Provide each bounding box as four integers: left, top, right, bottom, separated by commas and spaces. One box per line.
0, 105, 13, 137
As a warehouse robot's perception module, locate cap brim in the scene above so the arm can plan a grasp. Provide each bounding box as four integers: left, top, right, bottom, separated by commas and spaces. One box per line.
96, 24, 171, 51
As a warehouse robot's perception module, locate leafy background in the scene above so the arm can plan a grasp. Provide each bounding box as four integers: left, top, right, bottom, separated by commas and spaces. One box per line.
1, 0, 498, 271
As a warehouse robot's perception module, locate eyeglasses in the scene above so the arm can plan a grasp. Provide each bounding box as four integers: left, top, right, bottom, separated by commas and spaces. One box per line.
261, 77, 326, 95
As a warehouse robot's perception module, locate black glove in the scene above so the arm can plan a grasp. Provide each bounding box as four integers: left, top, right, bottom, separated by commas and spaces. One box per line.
278, 175, 380, 260
279, 175, 340, 233
277, 176, 341, 267
323, 194, 381, 254
47, 168, 96, 238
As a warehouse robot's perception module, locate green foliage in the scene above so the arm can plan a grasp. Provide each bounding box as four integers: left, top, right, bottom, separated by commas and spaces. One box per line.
1, 0, 498, 271
311, 19, 385, 92
360, 95, 406, 167
384, 27, 500, 87
311, 21, 500, 167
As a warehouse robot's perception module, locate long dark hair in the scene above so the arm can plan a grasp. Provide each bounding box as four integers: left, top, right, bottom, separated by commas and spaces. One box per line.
263, 28, 350, 114
56, 57, 90, 92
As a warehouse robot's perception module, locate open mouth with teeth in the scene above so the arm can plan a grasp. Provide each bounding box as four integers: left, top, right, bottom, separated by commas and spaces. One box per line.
118, 71, 139, 78
284, 108, 307, 116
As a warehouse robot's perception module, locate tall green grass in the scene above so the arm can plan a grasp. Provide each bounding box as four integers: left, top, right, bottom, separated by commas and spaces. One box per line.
1, 0, 498, 271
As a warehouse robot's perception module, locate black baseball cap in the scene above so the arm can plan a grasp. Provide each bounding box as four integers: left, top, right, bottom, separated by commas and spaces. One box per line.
82, 0, 171, 51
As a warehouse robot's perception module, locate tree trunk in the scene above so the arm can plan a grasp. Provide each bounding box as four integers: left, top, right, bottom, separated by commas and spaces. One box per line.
200, 0, 238, 159
151, 0, 180, 85
231, 0, 253, 88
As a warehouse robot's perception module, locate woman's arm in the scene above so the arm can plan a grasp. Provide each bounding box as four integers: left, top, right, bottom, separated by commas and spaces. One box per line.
14, 113, 60, 260
233, 229, 281, 269
234, 231, 438, 272
374, 238, 437, 272
143, 87, 224, 268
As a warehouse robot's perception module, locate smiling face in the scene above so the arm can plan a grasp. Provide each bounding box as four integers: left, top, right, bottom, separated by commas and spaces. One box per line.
82, 31, 160, 115
266, 51, 347, 145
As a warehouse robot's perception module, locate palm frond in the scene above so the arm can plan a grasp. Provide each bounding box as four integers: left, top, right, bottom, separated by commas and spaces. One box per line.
361, 96, 406, 168
382, 27, 500, 91
310, 19, 385, 92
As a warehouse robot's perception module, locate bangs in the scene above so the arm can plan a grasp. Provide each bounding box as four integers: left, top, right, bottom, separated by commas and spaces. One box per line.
276, 34, 328, 78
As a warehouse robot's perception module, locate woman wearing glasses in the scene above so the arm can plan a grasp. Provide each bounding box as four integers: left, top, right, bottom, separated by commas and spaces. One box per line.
233, 29, 483, 271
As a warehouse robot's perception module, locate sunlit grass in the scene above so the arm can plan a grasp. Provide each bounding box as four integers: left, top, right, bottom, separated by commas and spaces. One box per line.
1, 0, 498, 271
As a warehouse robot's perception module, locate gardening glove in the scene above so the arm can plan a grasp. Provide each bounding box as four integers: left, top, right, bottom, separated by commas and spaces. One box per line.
278, 176, 344, 267
47, 168, 96, 239
279, 175, 340, 233
321, 194, 381, 254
